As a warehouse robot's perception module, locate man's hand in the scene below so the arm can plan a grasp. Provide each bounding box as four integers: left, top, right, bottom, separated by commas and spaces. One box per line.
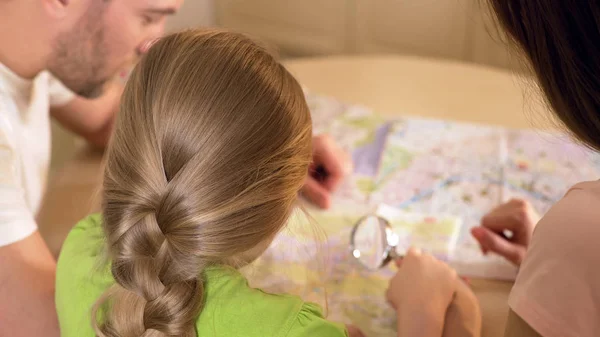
302, 135, 352, 209
0, 232, 59, 337
471, 199, 539, 266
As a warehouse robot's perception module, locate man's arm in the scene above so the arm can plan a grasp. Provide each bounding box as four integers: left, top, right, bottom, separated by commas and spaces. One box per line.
0, 232, 59, 337
50, 81, 122, 148
0, 117, 60, 336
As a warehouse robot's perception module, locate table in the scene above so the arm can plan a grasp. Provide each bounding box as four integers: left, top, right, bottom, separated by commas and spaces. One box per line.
38, 55, 551, 337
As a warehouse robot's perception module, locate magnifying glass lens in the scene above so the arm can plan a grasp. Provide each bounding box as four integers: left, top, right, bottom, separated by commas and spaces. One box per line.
351, 215, 390, 270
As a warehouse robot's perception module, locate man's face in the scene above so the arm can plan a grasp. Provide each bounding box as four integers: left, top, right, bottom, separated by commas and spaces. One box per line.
48, 0, 182, 98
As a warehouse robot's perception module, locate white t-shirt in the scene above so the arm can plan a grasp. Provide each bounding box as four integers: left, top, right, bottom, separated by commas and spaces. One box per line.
0, 62, 75, 246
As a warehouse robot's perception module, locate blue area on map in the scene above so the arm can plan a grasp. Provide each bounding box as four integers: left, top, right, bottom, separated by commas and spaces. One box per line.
352, 123, 392, 176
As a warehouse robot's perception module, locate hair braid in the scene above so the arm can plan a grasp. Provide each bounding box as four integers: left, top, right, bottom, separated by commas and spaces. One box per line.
97, 168, 206, 337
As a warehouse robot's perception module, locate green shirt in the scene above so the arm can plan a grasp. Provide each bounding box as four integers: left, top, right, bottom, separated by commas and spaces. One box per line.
56, 214, 347, 337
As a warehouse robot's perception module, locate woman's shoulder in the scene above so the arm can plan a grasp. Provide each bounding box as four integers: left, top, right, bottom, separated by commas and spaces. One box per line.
536, 180, 600, 248
566, 180, 600, 196
524, 180, 600, 267
508, 181, 600, 337
199, 267, 347, 337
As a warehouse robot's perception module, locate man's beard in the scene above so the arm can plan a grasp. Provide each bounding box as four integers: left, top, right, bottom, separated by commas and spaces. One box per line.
47, 9, 110, 99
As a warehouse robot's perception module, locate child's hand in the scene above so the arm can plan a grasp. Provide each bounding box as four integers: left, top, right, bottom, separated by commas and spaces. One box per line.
443, 277, 482, 337
386, 248, 458, 336
471, 198, 539, 266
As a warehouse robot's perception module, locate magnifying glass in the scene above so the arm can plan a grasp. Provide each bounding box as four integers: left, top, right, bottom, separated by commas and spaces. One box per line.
350, 215, 401, 270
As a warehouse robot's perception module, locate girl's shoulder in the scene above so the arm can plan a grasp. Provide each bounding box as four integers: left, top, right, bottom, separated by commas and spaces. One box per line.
56, 214, 347, 337
56, 214, 113, 337
200, 267, 347, 337
57, 213, 107, 276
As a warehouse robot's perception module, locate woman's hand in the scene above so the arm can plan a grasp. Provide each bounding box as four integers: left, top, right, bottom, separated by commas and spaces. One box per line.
471, 199, 539, 266
386, 248, 458, 337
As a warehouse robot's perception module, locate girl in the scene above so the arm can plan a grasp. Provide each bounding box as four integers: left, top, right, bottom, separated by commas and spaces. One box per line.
391, 1, 600, 337
55, 29, 348, 337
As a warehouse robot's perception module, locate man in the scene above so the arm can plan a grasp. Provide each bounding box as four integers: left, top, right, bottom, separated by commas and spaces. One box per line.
0, 0, 349, 335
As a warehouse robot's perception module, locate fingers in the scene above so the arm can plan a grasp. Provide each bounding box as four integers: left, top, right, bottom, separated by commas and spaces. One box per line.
481, 211, 524, 232
470, 226, 525, 266
471, 227, 491, 254
481, 199, 533, 232
406, 247, 422, 257
301, 177, 332, 209
387, 247, 458, 316
403, 248, 451, 274
312, 135, 352, 191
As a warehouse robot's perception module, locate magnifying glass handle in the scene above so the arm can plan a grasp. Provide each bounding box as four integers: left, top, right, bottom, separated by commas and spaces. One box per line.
388, 247, 402, 260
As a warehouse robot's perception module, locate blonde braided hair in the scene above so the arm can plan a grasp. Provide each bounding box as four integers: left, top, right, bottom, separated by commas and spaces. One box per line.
92, 29, 312, 337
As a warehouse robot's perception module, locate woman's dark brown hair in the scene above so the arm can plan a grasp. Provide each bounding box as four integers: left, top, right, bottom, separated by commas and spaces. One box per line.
488, 0, 600, 151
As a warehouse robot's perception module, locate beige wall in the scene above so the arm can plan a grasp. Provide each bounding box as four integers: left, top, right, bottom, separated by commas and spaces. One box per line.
167, 0, 215, 32
216, 0, 517, 71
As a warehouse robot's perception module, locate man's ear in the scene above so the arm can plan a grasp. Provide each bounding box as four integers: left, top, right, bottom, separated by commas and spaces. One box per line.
42, 0, 71, 19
